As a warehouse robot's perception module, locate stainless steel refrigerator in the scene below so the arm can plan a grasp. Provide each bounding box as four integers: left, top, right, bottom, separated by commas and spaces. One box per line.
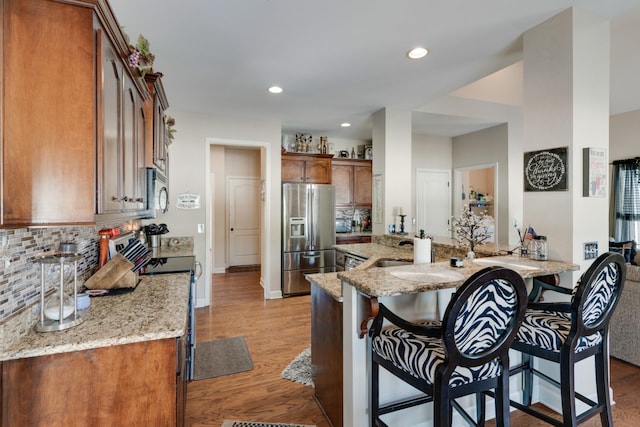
282, 183, 336, 296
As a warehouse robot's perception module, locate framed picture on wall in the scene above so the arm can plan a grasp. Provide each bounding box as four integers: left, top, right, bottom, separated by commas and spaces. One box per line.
524, 146, 568, 192
583, 147, 607, 197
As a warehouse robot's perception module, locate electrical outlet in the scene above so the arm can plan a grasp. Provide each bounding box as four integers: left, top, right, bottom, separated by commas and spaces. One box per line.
584, 242, 598, 260
197, 224, 205, 234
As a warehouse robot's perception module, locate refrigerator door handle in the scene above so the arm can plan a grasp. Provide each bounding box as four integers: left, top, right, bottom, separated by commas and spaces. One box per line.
301, 254, 321, 259
307, 186, 315, 250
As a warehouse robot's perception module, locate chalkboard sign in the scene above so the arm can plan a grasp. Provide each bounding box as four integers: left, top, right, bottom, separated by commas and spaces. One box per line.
524, 146, 568, 192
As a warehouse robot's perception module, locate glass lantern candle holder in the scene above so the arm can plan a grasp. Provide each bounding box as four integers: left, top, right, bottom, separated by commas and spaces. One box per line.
35, 253, 84, 333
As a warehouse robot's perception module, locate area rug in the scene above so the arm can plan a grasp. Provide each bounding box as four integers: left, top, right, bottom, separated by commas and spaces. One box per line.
280, 347, 314, 387
193, 336, 253, 380
222, 422, 315, 427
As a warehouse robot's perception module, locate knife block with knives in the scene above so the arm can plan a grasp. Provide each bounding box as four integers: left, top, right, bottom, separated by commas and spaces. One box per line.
85, 254, 137, 289
85, 239, 151, 290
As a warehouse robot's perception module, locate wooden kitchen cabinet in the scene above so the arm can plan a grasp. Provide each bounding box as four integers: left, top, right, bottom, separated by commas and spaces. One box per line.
97, 23, 149, 215
281, 153, 333, 184
145, 72, 170, 183
1, 338, 184, 426
311, 283, 343, 427
332, 158, 372, 208
336, 234, 372, 245
1, 0, 96, 226
0, 0, 151, 226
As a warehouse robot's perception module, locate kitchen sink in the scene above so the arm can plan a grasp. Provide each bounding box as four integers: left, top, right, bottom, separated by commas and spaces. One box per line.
386, 264, 465, 283
472, 257, 541, 271
373, 259, 412, 267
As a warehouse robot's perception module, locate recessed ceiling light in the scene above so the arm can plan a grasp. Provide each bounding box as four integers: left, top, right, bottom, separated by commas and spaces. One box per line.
268, 86, 283, 94
341, 122, 351, 127
407, 46, 428, 60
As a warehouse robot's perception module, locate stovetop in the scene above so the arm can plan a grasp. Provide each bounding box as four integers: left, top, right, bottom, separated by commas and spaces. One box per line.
139, 255, 196, 275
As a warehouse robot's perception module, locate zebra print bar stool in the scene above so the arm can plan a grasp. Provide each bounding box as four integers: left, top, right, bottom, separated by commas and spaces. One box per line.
509, 252, 626, 427
369, 266, 528, 427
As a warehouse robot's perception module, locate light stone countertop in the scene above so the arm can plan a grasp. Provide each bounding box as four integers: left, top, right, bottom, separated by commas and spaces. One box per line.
338, 256, 580, 298
307, 237, 579, 301
0, 272, 191, 361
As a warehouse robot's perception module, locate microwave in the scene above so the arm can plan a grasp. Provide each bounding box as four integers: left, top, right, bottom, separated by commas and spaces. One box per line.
146, 167, 169, 218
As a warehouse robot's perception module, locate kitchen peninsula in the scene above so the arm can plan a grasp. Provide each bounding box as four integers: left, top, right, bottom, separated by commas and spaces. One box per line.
307, 235, 580, 427
0, 272, 191, 426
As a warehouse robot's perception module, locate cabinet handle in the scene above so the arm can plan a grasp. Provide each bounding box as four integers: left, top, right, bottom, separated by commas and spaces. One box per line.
135, 197, 144, 203
122, 196, 130, 202
111, 196, 119, 201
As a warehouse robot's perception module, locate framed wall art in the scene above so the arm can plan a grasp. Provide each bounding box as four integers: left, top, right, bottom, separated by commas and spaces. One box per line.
524, 146, 568, 192
583, 147, 607, 197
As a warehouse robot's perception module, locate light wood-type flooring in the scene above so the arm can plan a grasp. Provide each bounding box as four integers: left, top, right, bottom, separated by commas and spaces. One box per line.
186, 270, 640, 426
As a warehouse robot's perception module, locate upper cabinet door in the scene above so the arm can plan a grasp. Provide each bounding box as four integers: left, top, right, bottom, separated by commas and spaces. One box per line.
136, 103, 148, 211
122, 84, 138, 211
331, 159, 372, 208
353, 164, 372, 206
1, 0, 96, 226
281, 157, 306, 183
332, 164, 354, 206
281, 153, 332, 184
304, 157, 331, 184
96, 25, 149, 217
99, 34, 124, 213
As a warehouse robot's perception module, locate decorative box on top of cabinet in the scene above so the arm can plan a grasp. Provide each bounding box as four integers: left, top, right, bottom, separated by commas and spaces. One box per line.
0, 0, 151, 226
331, 158, 372, 208
281, 152, 333, 184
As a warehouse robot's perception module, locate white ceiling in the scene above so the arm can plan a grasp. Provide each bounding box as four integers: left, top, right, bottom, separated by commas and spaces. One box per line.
109, 0, 640, 140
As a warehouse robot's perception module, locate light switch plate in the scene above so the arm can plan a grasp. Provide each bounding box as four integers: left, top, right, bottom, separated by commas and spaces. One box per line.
197, 224, 205, 234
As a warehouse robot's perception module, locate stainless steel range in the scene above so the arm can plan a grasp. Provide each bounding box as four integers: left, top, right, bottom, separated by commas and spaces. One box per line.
139, 256, 200, 380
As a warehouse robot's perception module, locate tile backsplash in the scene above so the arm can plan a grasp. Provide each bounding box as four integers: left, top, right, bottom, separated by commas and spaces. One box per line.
0, 223, 121, 322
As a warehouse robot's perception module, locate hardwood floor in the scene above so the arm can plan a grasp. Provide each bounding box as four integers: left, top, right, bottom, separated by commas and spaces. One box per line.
186, 271, 331, 427
186, 270, 640, 427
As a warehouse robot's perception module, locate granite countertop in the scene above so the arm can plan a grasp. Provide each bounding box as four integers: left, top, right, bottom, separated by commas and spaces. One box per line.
308, 237, 579, 301
333, 242, 414, 264
0, 272, 191, 361
338, 256, 580, 298
307, 272, 343, 301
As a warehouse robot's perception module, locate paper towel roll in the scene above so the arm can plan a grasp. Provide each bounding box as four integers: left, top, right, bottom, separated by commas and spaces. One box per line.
413, 237, 432, 264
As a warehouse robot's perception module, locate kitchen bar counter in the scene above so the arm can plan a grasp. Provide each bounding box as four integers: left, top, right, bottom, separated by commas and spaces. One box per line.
0, 272, 191, 361
339, 256, 579, 298
308, 236, 581, 427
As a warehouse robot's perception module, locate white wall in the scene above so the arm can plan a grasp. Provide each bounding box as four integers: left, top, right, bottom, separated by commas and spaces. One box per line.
610, 109, 640, 160
411, 133, 453, 233
162, 110, 282, 306
453, 124, 510, 244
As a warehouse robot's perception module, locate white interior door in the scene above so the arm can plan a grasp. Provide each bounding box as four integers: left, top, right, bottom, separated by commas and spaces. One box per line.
228, 177, 261, 266
416, 169, 451, 237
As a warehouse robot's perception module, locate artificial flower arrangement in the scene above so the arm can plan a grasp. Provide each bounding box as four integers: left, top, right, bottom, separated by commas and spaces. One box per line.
126, 34, 155, 77
451, 206, 493, 256
166, 115, 176, 142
